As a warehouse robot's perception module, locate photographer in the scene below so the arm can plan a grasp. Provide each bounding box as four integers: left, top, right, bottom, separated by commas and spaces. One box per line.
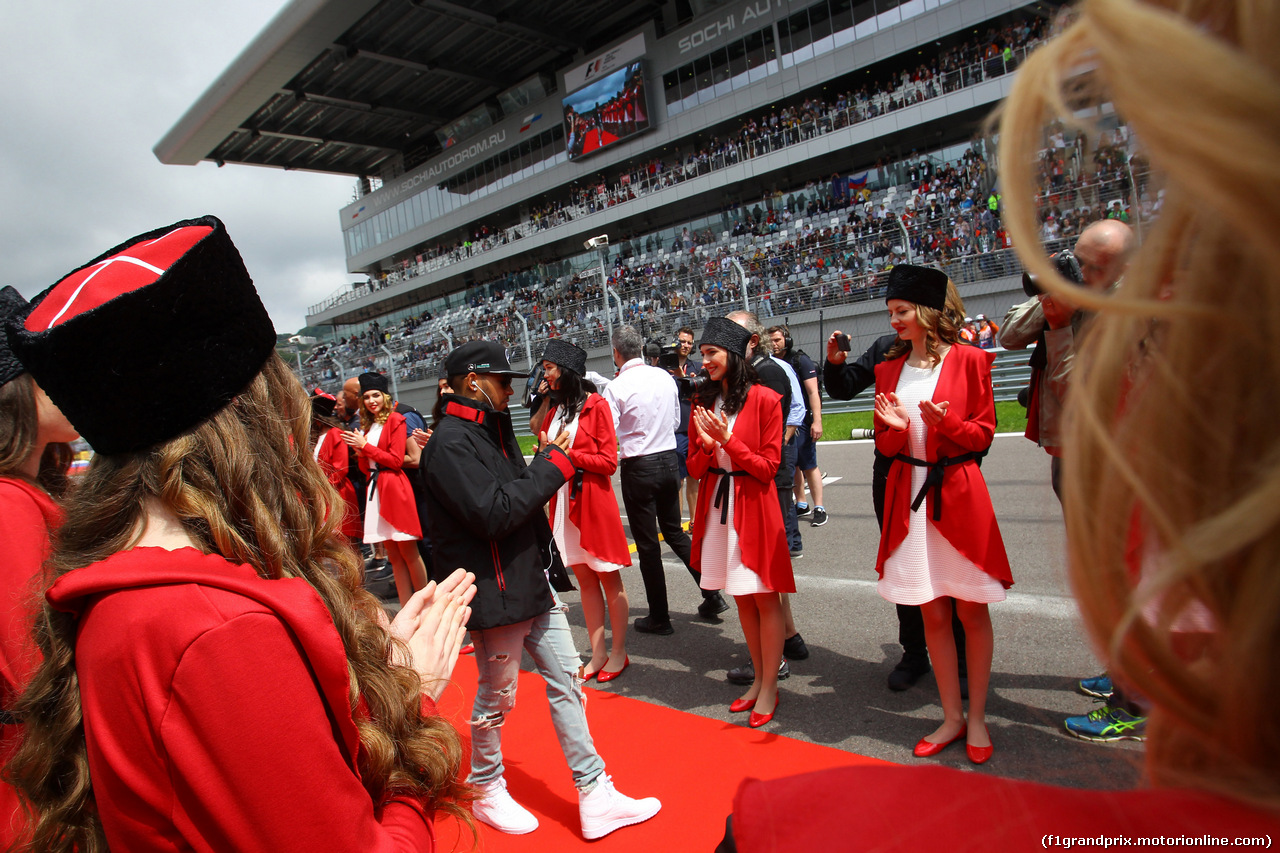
1000, 221, 1133, 497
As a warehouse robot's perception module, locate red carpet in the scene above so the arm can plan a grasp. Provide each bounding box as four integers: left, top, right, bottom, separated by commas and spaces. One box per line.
432, 656, 889, 852
579, 129, 620, 155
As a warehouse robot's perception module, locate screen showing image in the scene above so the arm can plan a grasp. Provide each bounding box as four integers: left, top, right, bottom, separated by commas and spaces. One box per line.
563, 61, 651, 161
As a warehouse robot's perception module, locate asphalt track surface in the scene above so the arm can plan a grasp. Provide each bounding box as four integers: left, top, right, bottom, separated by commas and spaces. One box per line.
555, 435, 1145, 789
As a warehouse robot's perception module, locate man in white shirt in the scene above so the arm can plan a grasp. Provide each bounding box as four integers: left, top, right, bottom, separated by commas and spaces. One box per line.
603, 326, 727, 635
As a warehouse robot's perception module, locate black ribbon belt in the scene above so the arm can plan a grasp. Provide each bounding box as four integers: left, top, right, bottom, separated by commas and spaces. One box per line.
893, 451, 984, 521
570, 468, 585, 500
709, 467, 747, 524
367, 466, 379, 496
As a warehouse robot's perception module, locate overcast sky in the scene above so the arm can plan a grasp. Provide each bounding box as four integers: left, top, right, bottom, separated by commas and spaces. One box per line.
1, 1, 360, 336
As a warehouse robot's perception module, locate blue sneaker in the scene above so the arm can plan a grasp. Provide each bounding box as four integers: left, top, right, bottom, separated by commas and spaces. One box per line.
1064, 705, 1147, 742
1077, 674, 1113, 699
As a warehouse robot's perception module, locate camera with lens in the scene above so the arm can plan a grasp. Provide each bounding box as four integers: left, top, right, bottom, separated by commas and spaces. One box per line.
1022, 248, 1084, 297
648, 339, 710, 401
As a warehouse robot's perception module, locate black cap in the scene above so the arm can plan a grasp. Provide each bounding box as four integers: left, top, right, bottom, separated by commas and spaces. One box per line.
884, 264, 948, 311
358, 371, 389, 394
0, 286, 28, 388
8, 215, 276, 455
699, 316, 753, 358
445, 340, 523, 378
541, 338, 587, 376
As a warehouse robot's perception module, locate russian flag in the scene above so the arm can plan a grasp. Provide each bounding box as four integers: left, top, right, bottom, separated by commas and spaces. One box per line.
848, 172, 869, 190
520, 113, 543, 133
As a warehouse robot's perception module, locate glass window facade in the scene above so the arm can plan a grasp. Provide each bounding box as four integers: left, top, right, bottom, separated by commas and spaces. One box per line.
666, 25, 777, 116
343, 126, 565, 260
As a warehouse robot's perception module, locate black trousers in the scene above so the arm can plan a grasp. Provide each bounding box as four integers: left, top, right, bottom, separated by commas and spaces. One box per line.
778, 438, 801, 552
873, 457, 967, 667
619, 450, 707, 622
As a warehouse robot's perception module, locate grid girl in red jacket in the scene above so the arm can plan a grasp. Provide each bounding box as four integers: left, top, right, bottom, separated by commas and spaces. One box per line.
872, 264, 1010, 764
342, 372, 428, 606
309, 389, 362, 541
5, 217, 475, 853
0, 286, 79, 849
689, 317, 794, 729
538, 340, 633, 682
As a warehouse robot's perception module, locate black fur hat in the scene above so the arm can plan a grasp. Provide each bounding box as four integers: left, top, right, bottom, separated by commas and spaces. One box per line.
7, 215, 276, 455
358, 371, 389, 395
699, 316, 752, 359
0, 286, 28, 388
885, 264, 949, 311
541, 338, 587, 376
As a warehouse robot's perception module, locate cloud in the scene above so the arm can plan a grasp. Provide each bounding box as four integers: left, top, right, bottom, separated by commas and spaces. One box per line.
0, 0, 360, 334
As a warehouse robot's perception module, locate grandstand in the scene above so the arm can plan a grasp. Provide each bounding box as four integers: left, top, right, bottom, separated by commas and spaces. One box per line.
158, 0, 1148, 414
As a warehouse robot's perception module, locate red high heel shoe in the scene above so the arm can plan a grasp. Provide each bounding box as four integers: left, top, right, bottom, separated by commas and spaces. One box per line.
596, 656, 629, 684
729, 696, 756, 713
912, 724, 967, 758
749, 694, 779, 728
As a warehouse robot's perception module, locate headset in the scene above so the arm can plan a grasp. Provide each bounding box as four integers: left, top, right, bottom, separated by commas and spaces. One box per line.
776, 324, 794, 354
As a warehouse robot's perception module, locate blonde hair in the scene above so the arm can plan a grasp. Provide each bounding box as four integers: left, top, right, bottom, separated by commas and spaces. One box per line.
883, 279, 968, 365
7, 355, 474, 851
997, 0, 1280, 808
359, 390, 393, 432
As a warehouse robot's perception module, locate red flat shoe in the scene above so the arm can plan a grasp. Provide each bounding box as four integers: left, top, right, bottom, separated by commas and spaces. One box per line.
967, 729, 994, 765
460, 644, 475, 656
749, 695, 779, 728
729, 697, 757, 713
912, 724, 967, 758
596, 656, 630, 684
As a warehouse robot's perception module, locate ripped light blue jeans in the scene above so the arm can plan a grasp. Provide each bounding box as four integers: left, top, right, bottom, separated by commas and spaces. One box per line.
468, 599, 605, 789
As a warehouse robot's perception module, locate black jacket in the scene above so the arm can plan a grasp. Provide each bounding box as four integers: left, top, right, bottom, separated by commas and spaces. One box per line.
421, 395, 575, 630
824, 332, 898, 478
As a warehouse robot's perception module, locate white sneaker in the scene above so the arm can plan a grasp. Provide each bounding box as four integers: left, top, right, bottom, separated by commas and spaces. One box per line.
472, 777, 538, 834
578, 774, 661, 840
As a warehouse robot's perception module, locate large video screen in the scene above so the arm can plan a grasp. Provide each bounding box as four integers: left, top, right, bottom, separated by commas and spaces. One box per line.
563, 61, 651, 161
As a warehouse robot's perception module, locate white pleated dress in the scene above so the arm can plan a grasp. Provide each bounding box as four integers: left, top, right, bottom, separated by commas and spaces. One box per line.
879, 361, 1006, 606
698, 400, 770, 596
549, 407, 626, 574
362, 422, 415, 544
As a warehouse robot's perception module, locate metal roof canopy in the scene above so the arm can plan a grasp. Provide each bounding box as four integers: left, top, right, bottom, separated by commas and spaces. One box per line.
156, 0, 663, 177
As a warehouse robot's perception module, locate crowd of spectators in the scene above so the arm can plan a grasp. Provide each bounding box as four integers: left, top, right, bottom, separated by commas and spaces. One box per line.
311, 18, 1051, 315
300, 145, 1146, 394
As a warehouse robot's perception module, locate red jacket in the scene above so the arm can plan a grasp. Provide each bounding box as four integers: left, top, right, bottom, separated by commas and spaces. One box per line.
732, 765, 1280, 852
688, 384, 795, 594
315, 428, 362, 539
46, 547, 442, 852
358, 411, 422, 539
0, 478, 61, 847
540, 394, 631, 567
873, 344, 1012, 587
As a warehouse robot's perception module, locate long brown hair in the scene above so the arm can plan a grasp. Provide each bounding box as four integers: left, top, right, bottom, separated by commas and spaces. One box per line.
0, 373, 74, 497
7, 355, 473, 851
882, 279, 968, 365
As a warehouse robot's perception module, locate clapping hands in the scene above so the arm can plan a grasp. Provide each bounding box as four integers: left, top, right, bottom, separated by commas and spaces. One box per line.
388, 569, 477, 700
